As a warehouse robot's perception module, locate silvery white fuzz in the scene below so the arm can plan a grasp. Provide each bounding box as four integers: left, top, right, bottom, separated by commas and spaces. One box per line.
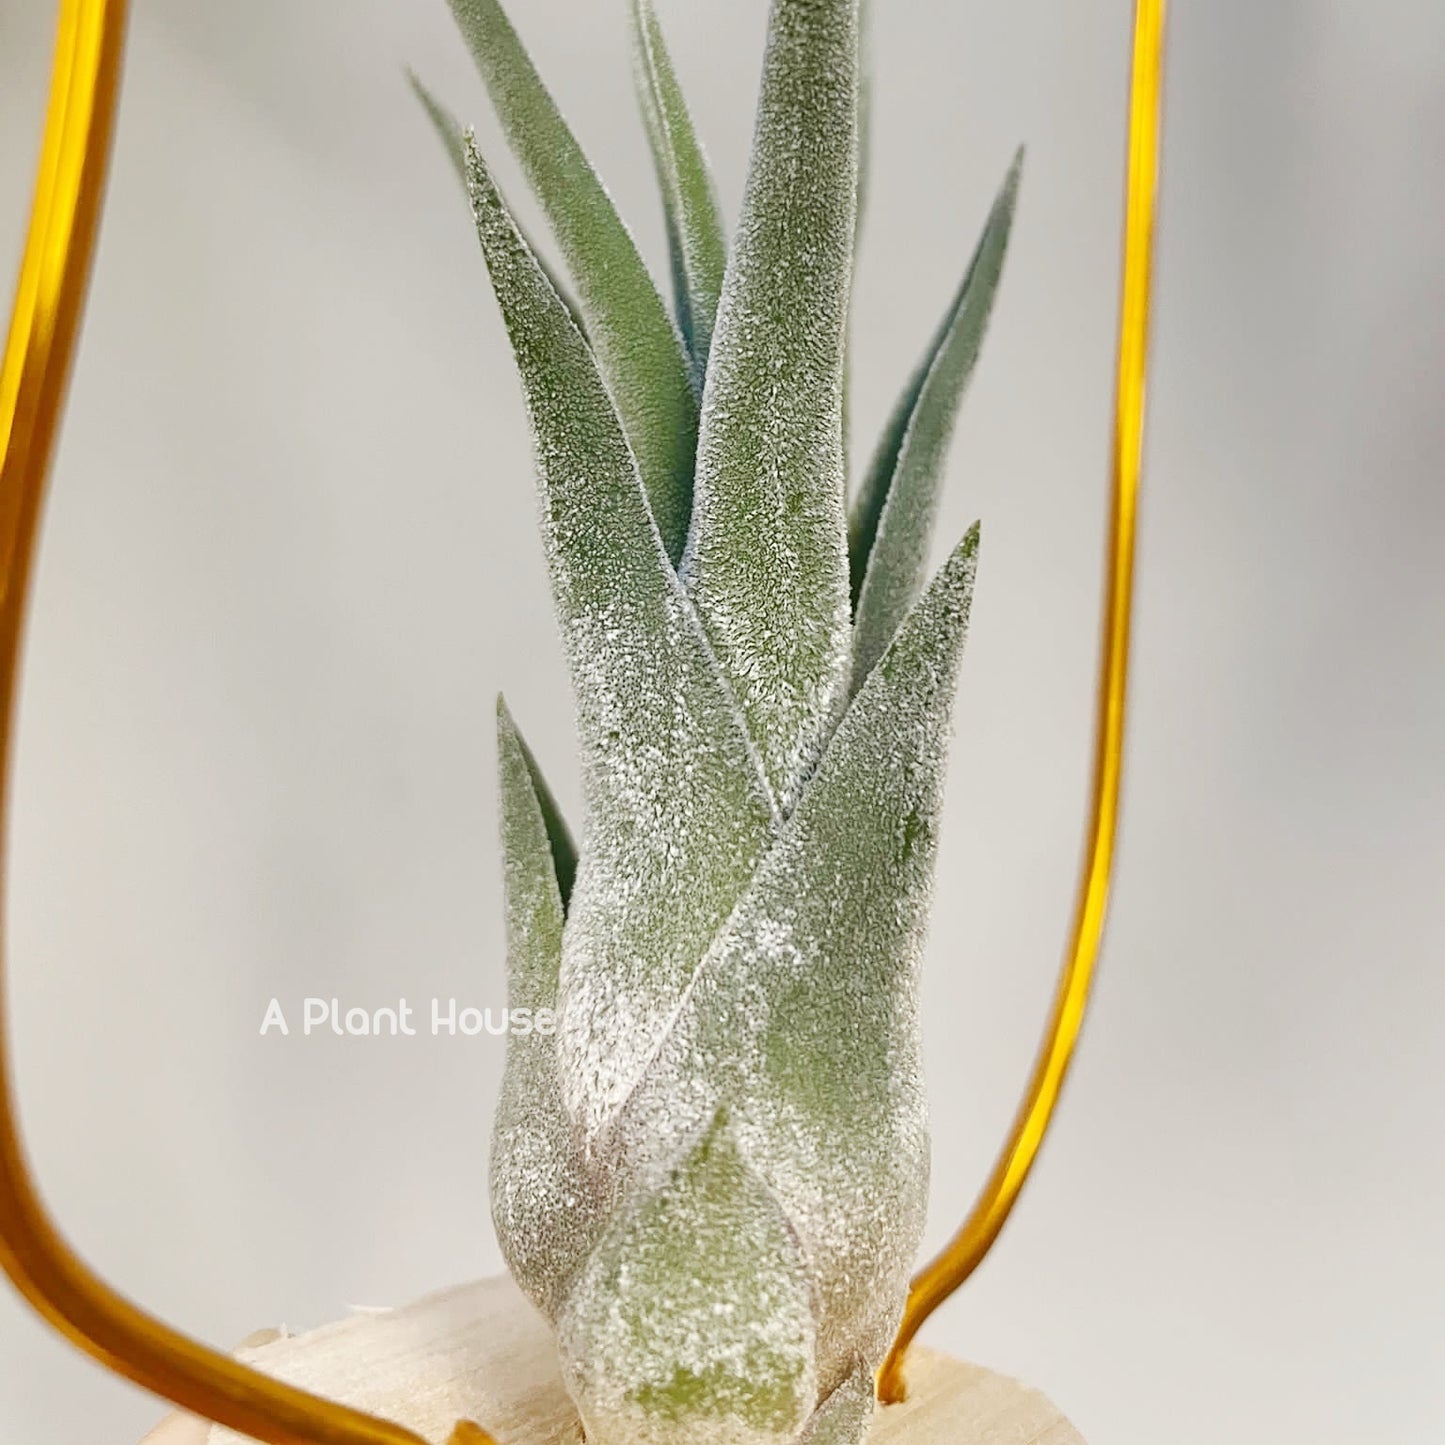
414, 1, 1019, 1440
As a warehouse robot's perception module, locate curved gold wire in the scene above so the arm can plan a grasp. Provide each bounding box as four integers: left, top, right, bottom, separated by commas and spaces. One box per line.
877, 0, 1168, 1404
0, 3, 493, 1441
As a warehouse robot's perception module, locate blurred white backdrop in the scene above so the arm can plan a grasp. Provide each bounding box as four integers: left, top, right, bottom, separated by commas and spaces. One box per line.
1, 2, 1442, 1442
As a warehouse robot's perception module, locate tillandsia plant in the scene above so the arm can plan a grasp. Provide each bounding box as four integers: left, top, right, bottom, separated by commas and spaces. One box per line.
411, 1, 1018, 1443
0, 0, 1171, 1438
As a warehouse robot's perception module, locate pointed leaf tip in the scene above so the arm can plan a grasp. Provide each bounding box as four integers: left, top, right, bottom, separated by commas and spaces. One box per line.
410, 75, 589, 335
849, 156, 1019, 689
497, 698, 577, 912
465, 136, 776, 1141
685, 0, 862, 810
559, 1115, 817, 1444
493, 696, 596, 1313
448, 0, 697, 561
631, 0, 728, 383
610, 525, 980, 1391
409, 70, 468, 184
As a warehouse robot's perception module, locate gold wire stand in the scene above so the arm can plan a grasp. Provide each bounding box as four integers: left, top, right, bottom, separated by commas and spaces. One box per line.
879, 0, 1166, 1401
0, 2, 490, 1441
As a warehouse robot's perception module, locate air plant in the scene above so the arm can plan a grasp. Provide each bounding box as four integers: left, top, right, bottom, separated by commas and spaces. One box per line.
0, 0, 1164, 1441
404, 0, 1015, 1440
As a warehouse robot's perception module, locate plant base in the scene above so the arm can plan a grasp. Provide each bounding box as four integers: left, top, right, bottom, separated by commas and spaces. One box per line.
137, 1275, 1085, 1445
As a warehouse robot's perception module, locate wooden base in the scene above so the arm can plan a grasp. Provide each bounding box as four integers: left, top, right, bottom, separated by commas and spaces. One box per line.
138, 1276, 1084, 1445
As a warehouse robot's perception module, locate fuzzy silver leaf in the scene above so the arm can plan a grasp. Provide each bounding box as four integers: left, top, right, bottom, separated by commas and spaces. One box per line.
630, 0, 728, 384
449, 0, 698, 561
606, 528, 979, 1400
849, 155, 1020, 687
431, 0, 1015, 1439
465, 140, 778, 1145
559, 1114, 817, 1445
408, 70, 589, 340
491, 699, 595, 1315
799, 1367, 876, 1445
682, 0, 861, 811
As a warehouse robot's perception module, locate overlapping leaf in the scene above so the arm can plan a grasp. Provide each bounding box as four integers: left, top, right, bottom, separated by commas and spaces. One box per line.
437, 2, 1016, 1438
630, 0, 727, 383
842, 0, 874, 486
466, 140, 777, 1142
683, 0, 861, 810
450, 0, 698, 561
490, 700, 594, 1314
559, 1115, 817, 1445
850, 154, 1020, 686
798, 1369, 874, 1445
613, 526, 980, 1391
409, 72, 588, 339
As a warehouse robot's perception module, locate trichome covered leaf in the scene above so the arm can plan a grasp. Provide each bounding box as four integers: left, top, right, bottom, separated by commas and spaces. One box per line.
490, 699, 594, 1314
630, 0, 728, 383
449, 0, 699, 561
465, 140, 778, 1145
683, 0, 861, 811
849, 154, 1020, 686
559, 1114, 817, 1445
610, 528, 979, 1395
416, 0, 1021, 1439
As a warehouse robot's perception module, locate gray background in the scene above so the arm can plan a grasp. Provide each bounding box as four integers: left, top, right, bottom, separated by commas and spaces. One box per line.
1, 2, 1442, 1441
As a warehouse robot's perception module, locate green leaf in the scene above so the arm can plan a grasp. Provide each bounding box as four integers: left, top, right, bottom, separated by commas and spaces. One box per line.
558, 1114, 817, 1445
408, 69, 469, 187
491, 698, 594, 1314
849, 153, 1020, 688
465, 139, 777, 1144
614, 526, 981, 1390
447, 0, 698, 562
408, 70, 588, 339
495, 697, 569, 1009
496, 695, 577, 911
683, 0, 861, 812
842, 0, 874, 485
856, 0, 874, 234
630, 0, 728, 383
